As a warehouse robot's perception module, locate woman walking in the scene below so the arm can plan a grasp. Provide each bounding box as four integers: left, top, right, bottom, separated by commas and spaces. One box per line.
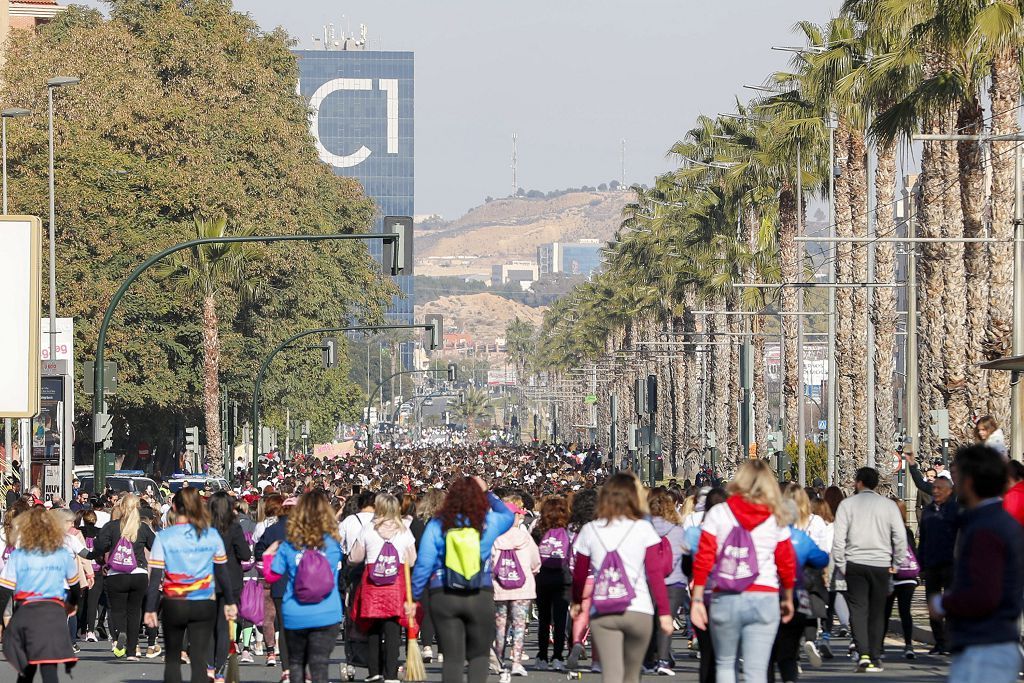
0, 506, 81, 683
78, 509, 103, 643
645, 487, 687, 675
566, 488, 598, 673
94, 493, 155, 661
410, 476, 514, 682
350, 493, 417, 682
263, 490, 344, 683
208, 491, 252, 679
690, 460, 796, 683
884, 498, 919, 660
569, 472, 673, 683
531, 495, 573, 671
144, 488, 237, 683
491, 495, 540, 677
415, 488, 446, 662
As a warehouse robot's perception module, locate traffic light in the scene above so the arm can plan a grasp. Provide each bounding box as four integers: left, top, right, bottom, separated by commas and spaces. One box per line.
185, 426, 200, 452
634, 378, 645, 415
322, 336, 337, 369
94, 412, 113, 449
429, 318, 442, 350
384, 216, 413, 276
447, 362, 458, 382
646, 374, 658, 415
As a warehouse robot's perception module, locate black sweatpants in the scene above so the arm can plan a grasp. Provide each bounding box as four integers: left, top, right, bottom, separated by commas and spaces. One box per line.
922, 564, 953, 649
161, 599, 217, 683
272, 597, 290, 669
694, 623, 716, 683
209, 593, 231, 671
768, 613, 806, 682
106, 572, 147, 657
844, 563, 890, 662
284, 623, 339, 683
83, 571, 104, 633
16, 663, 58, 683
535, 580, 569, 662
430, 588, 496, 683
884, 583, 916, 649
366, 618, 402, 679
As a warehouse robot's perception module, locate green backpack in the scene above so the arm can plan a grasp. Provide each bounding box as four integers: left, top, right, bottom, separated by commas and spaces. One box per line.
444, 527, 483, 591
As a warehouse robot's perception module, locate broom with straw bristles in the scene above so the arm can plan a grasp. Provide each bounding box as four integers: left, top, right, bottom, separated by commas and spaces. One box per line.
404, 561, 426, 681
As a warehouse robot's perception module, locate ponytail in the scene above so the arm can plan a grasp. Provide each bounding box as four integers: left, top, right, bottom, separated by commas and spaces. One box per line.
172, 487, 210, 535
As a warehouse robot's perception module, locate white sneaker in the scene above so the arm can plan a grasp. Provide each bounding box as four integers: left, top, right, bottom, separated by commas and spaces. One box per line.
511, 663, 528, 676
656, 665, 676, 676
421, 646, 434, 662
437, 652, 444, 663
85, 631, 98, 643
499, 672, 512, 683
803, 640, 822, 667
551, 659, 566, 672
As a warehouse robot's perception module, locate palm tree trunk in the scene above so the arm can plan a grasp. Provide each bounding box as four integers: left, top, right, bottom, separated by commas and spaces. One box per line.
753, 316, 768, 458
958, 98, 988, 428
711, 309, 728, 473
942, 109, 969, 444
987, 47, 1020, 427
848, 127, 869, 467
202, 294, 223, 476
918, 131, 946, 456
872, 138, 898, 466
727, 307, 741, 467
779, 186, 799, 443
834, 123, 857, 485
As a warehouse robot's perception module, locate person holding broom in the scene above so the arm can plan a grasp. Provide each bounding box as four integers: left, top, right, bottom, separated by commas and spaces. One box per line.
349, 493, 417, 682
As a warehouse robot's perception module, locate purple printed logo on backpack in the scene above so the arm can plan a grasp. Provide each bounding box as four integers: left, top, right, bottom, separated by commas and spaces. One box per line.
107, 537, 138, 573
895, 546, 921, 580
294, 548, 335, 604
539, 527, 570, 569
85, 536, 101, 573
368, 540, 400, 586
494, 549, 526, 590
591, 522, 637, 615
240, 531, 256, 573
712, 524, 759, 593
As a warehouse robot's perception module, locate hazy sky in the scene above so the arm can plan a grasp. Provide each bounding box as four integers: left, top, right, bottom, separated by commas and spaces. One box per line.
81, 0, 838, 217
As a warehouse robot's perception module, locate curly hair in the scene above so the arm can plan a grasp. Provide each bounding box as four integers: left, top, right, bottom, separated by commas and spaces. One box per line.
417, 489, 446, 520
286, 490, 341, 549
568, 488, 597, 533
437, 477, 488, 533
648, 488, 682, 525
534, 495, 570, 537
14, 506, 64, 554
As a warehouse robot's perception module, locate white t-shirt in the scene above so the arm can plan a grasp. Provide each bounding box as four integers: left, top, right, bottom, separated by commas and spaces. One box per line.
338, 511, 374, 554
701, 502, 790, 591
798, 514, 829, 551
94, 510, 111, 528
573, 517, 661, 616
356, 523, 416, 565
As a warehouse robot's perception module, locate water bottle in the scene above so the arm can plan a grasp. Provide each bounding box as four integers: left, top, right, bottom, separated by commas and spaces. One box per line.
566, 672, 584, 680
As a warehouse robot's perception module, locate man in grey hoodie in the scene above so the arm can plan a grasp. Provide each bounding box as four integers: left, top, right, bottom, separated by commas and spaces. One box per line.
832, 467, 907, 673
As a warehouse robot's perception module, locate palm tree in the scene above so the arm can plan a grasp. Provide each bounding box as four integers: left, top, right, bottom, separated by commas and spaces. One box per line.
505, 317, 536, 381
156, 215, 263, 476
460, 387, 493, 434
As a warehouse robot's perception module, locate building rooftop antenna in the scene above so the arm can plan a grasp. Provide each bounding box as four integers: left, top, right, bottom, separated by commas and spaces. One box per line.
621, 138, 626, 188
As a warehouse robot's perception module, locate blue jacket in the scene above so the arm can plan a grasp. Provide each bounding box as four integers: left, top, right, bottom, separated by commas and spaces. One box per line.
918, 498, 959, 569
411, 493, 514, 600
270, 534, 344, 630
790, 527, 829, 569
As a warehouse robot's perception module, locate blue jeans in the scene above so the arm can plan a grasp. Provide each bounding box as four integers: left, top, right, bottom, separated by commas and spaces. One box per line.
709, 592, 781, 683
949, 642, 1021, 683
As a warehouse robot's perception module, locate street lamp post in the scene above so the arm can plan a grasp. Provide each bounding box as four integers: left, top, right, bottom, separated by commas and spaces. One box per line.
1, 106, 30, 490
46, 76, 78, 364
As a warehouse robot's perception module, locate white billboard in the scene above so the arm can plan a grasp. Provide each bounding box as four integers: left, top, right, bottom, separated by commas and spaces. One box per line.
0, 216, 41, 417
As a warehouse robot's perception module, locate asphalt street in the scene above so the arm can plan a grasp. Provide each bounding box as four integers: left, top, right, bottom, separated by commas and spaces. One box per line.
43, 631, 953, 682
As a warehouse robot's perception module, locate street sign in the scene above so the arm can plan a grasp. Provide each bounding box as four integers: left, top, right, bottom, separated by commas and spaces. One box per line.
83, 361, 118, 394
817, 419, 827, 431
0, 216, 41, 418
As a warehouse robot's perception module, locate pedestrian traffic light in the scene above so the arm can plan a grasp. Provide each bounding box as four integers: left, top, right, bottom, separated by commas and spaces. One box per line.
185, 426, 199, 452
384, 216, 413, 276
322, 336, 337, 369
447, 363, 458, 382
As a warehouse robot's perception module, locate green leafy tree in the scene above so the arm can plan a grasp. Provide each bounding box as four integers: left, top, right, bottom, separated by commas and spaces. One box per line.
459, 387, 493, 433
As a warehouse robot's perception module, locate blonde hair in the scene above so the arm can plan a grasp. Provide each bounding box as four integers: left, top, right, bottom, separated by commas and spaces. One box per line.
680, 494, 696, 519
118, 494, 141, 543
782, 483, 811, 528
286, 491, 341, 549
15, 507, 64, 554
727, 460, 785, 522
648, 489, 682, 524
373, 493, 402, 529
417, 489, 445, 519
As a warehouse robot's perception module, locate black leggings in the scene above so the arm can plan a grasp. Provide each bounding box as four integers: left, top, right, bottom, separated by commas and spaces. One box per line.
535, 581, 569, 662
768, 613, 806, 682
209, 593, 232, 671
83, 571, 104, 632
161, 599, 217, 683
16, 663, 58, 683
420, 586, 437, 649
431, 588, 496, 682
284, 623, 339, 683
106, 572, 147, 656
694, 623, 716, 683
273, 597, 290, 669
366, 618, 401, 679
884, 583, 916, 649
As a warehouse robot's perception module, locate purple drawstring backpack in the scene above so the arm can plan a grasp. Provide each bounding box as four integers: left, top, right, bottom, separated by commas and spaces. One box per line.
538, 527, 571, 569
239, 579, 264, 623
294, 547, 335, 604
107, 537, 138, 573
368, 539, 401, 586
711, 508, 760, 593
494, 548, 527, 589
591, 522, 637, 615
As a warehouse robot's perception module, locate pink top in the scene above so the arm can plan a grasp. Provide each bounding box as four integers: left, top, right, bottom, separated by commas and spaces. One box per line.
490, 527, 541, 601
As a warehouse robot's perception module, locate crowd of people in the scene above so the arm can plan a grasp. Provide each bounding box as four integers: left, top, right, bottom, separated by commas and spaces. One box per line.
0, 438, 1021, 683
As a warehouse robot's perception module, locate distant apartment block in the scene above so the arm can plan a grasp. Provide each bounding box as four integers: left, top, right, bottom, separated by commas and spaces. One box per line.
490, 260, 539, 287
537, 239, 603, 277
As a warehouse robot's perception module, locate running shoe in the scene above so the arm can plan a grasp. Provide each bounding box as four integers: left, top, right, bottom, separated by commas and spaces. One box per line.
85, 631, 98, 643
112, 633, 127, 658
856, 654, 871, 672
126, 656, 140, 662
72, 644, 81, 654
803, 640, 823, 667
590, 662, 602, 674
655, 660, 676, 676
240, 650, 255, 663
511, 663, 528, 676
254, 641, 265, 656
550, 659, 566, 672
534, 659, 548, 671
146, 645, 162, 659
421, 645, 434, 662
904, 648, 916, 660
498, 672, 512, 683
267, 652, 278, 667
865, 660, 884, 673
567, 643, 584, 670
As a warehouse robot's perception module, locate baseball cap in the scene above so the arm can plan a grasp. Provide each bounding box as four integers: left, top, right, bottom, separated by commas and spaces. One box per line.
504, 500, 526, 515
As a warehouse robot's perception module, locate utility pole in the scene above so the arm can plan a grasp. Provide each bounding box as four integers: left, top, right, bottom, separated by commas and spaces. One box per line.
826, 113, 838, 484
797, 140, 806, 486
511, 133, 518, 196
866, 107, 877, 468
904, 177, 920, 514
621, 138, 626, 187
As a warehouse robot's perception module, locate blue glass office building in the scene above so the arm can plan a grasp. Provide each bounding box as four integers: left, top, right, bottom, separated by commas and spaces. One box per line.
295, 49, 415, 333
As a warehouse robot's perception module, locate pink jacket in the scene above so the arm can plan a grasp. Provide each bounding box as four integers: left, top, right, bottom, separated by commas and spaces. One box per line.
490, 526, 541, 601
